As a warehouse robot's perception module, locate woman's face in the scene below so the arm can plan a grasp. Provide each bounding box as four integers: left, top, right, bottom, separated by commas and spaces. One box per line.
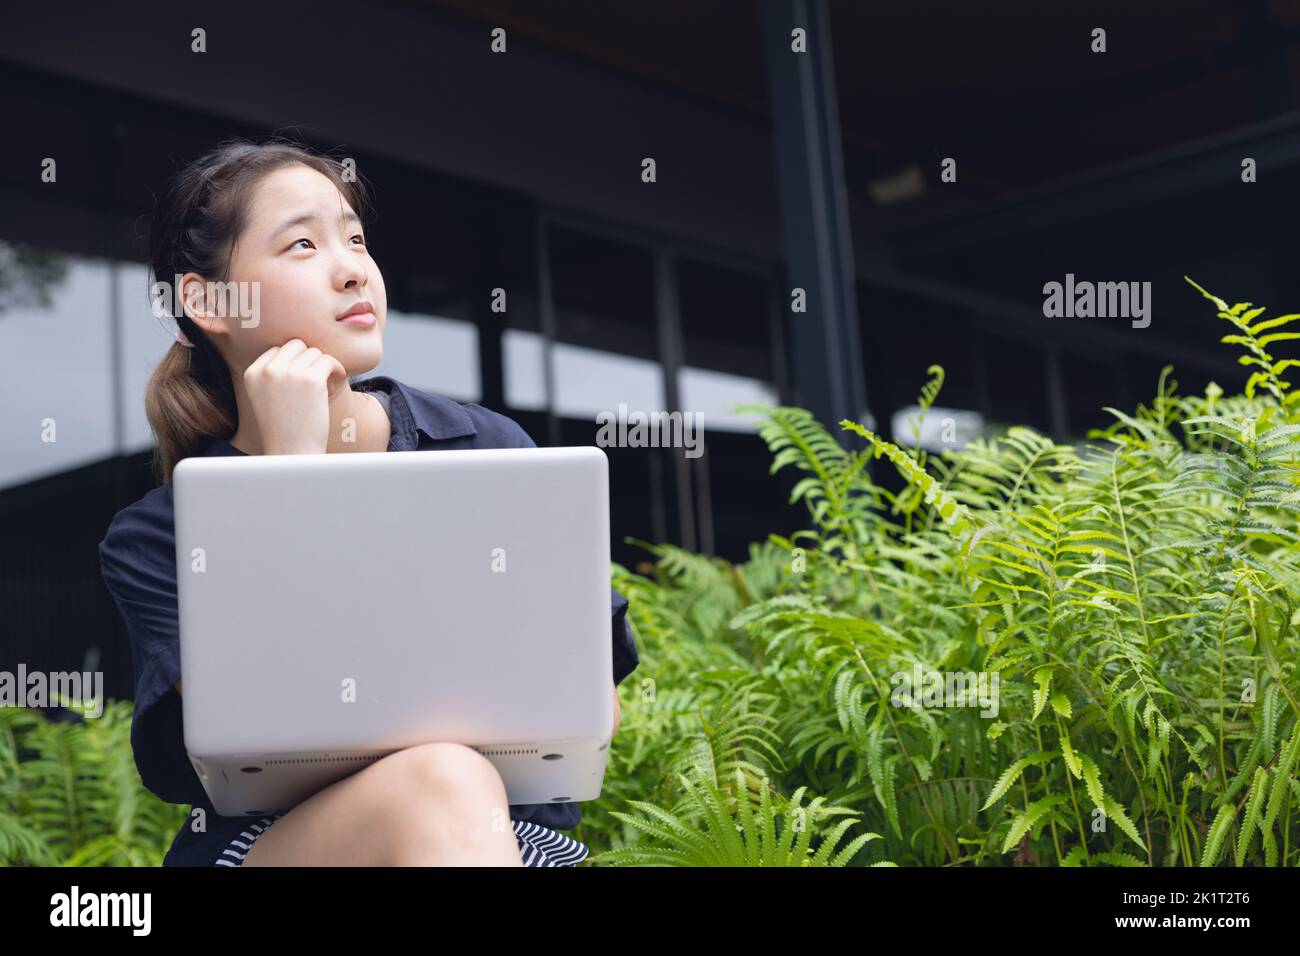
196, 163, 386, 375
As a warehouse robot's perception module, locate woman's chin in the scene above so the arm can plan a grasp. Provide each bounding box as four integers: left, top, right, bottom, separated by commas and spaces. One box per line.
340, 342, 383, 375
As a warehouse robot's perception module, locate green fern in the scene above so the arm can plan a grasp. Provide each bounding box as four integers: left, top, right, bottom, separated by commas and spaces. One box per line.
0, 701, 186, 866
589, 766, 889, 866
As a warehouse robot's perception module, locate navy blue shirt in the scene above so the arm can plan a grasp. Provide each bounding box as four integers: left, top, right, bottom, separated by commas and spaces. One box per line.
98, 375, 640, 866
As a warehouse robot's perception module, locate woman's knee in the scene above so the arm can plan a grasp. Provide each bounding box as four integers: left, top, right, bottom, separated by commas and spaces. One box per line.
383, 742, 508, 803
375, 743, 516, 864
246, 742, 515, 865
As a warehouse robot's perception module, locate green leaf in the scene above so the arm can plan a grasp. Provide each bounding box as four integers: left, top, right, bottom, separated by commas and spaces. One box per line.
981, 751, 1055, 811
1001, 794, 1069, 854
1059, 729, 1082, 779
1234, 767, 1268, 867
1102, 796, 1147, 854
1080, 753, 1107, 810
1050, 691, 1072, 719
1032, 668, 1054, 720
1201, 803, 1236, 868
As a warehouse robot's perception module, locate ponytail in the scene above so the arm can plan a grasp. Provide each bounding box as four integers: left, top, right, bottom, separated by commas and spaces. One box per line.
144, 333, 237, 485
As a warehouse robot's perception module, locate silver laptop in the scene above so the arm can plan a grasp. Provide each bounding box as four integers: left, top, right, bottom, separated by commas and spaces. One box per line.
172, 445, 615, 818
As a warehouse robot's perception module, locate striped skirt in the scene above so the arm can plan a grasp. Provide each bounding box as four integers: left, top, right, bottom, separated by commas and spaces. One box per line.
212, 813, 589, 867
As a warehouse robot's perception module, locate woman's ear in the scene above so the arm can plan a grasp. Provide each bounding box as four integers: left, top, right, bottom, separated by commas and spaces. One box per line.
179, 273, 212, 327
178, 272, 232, 342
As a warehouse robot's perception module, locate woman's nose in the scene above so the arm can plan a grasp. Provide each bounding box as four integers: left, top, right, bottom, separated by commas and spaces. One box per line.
337, 258, 367, 290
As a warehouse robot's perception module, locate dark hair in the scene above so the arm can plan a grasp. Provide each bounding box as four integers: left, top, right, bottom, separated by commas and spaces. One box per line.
144, 135, 372, 484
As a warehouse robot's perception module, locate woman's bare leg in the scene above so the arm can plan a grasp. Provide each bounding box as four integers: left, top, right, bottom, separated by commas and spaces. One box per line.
241, 741, 524, 866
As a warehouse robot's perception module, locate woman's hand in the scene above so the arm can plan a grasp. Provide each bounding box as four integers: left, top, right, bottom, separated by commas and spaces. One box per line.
243, 338, 350, 455
612, 681, 622, 737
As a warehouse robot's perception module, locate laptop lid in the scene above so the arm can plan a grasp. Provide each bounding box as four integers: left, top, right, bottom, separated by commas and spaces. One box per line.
172, 446, 613, 759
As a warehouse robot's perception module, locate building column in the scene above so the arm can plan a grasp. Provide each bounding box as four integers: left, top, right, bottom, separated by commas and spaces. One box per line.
762, 0, 867, 440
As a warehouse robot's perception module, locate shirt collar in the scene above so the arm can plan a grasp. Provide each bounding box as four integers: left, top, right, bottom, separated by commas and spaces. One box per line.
354, 375, 478, 447
201, 375, 477, 457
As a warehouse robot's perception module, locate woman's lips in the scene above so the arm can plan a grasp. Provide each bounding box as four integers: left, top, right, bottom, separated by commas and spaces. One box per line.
337, 311, 376, 328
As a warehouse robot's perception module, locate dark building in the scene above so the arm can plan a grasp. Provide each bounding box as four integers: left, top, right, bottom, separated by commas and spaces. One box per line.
3, 0, 1299, 702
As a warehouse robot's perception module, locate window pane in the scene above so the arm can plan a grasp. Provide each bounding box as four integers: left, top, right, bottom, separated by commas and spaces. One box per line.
367, 310, 480, 401
679, 366, 778, 433
677, 257, 774, 381
549, 226, 657, 358
553, 342, 663, 420
0, 247, 113, 490
115, 259, 175, 454
503, 328, 547, 411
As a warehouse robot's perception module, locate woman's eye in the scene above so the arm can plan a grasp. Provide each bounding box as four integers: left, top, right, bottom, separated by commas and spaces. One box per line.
288, 236, 363, 251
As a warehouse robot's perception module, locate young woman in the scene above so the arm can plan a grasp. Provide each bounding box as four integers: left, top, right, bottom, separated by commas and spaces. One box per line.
97, 137, 640, 867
